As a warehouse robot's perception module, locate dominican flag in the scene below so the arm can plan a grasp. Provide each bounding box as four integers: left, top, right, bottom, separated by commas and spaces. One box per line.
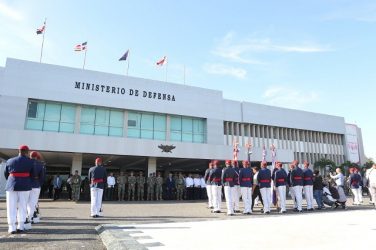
156, 56, 167, 66
119, 49, 129, 61
36, 22, 45, 35
75, 42, 87, 51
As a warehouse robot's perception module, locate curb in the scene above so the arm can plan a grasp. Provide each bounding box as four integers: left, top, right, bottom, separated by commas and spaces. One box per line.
96, 224, 148, 250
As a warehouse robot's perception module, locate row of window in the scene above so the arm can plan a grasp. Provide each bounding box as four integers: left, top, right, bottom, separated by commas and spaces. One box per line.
224, 121, 343, 145
25, 100, 206, 143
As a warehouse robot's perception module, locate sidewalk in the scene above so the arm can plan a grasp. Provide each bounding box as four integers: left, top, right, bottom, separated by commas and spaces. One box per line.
0, 198, 374, 250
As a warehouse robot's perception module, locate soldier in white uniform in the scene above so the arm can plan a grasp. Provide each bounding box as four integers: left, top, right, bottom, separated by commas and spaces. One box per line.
4, 145, 35, 234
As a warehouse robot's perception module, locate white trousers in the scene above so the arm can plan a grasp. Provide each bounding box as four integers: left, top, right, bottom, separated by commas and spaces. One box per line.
211, 185, 222, 211
6, 190, 30, 232
206, 184, 213, 207
357, 187, 363, 203
260, 187, 271, 212
292, 186, 303, 211
277, 186, 286, 212
224, 186, 234, 214
27, 188, 41, 219
232, 185, 240, 210
90, 188, 104, 216
304, 185, 314, 209
240, 187, 252, 213
351, 188, 361, 205
369, 183, 376, 208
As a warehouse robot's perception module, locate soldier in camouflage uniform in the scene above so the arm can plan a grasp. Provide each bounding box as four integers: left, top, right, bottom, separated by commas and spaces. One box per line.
136, 171, 146, 201
71, 170, 82, 201
155, 172, 164, 200
127, 171, 136, 201
147, 173, 155, 200
176, 173, 185, 200
117, 171, 127, 201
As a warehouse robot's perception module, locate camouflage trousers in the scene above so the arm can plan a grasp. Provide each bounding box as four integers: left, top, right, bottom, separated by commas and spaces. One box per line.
176, 186, 184, 200
137, 184, 145, 201
128, 184, 135, 201
147, 185, 154, 200
155, 185, 163, 200
72, 185, 80, 201
118, 184, 126, 201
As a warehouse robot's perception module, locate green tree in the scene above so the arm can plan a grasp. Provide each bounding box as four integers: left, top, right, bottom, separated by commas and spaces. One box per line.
314, 158, 336, 171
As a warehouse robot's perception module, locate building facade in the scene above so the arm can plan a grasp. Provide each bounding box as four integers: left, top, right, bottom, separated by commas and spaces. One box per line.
0, 58, 366, 181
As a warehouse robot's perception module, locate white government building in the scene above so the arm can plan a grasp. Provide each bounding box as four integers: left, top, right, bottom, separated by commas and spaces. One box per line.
0, 58, 366, 193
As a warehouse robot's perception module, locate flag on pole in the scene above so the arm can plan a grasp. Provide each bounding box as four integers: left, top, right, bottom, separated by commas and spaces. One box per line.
36, 22, 46, 35
271, 144, 276, 168
156, 56, 167, 66
262, 145, 267, 162
74, 42, 87, 51
232, 140, 239, 162
119, 50, 129, 61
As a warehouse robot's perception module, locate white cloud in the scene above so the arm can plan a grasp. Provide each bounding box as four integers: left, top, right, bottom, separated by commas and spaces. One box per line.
262, 85, 319, 109
212, 32, 330, 64
0, 1, 23, 21
203, 63, 247, 79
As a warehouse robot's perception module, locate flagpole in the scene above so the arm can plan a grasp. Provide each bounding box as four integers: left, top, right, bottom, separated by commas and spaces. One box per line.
39, 18, 47, 63
83, 49, 87, 70
165, 60, 168, 82
126, 49, 130, 76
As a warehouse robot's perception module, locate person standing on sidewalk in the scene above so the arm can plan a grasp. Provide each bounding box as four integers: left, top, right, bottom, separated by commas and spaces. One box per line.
89, 158, 107, 218
4, 145, 35, 234
27, 151, 45, 224
71, 170, 82, 202
313, 170, 324, 209
274, 162, 287, 213
239, 160, 253, 215
303, 161, 314, 211
117, 172, 127, 201
210, 160, 222, 213
204, 162, 213, 208
222, 160, 235, 216
137, 171, 146, 201
107, 172, 115, 201
366, 164, 376, 209
258, 161, 272, 214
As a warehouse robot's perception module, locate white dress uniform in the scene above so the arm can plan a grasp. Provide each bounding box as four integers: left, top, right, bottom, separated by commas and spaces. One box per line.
4, 146, 35, 233
367, 167, 376, 208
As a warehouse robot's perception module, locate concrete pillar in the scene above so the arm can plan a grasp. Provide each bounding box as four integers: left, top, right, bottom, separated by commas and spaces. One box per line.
123, 111, 128, 138
71, 153, 83, 175
148, 157, 157, 175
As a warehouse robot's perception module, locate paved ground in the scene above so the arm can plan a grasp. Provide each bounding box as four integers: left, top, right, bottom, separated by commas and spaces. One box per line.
103, 209, 376, 250
0, 198, 375, 250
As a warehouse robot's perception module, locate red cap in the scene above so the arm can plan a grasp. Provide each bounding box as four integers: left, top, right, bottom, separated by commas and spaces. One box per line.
30, 151, 40, 159
225, 160, 231, 165
95, 157, 102, 164
242, 160, 249, 166
19, 144, 29, 151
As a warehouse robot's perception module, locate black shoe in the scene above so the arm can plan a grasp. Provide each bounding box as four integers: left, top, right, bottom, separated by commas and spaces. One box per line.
91, 215, 97, 218
16, 229, 24, 233
298, 210, 303, 213
294, 208, 298, 212
227, 213, 234, 216
308, 208, 314, 211
282, 211, 287, 214
9, 231, 16, 234
212, 210, 221, 213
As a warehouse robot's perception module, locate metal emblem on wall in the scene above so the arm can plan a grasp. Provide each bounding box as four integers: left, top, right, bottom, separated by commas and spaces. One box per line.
158, 144, 176, 153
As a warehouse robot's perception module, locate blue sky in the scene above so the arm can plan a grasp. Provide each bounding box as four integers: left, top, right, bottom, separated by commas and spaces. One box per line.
0, 0, 375, 160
